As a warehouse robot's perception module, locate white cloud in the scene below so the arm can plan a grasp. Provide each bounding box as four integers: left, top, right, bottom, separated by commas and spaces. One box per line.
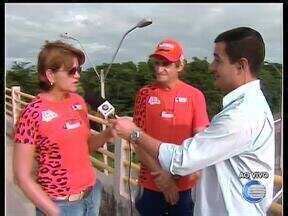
83, 42, 111, 53
5, 3, 283, 69
210, 7, 223, 13
5, 57, 34, 70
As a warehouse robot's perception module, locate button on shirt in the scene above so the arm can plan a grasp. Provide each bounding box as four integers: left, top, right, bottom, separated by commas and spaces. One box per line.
158, 80, 275, 216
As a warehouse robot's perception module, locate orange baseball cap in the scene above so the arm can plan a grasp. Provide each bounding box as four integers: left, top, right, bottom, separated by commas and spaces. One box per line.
150, 38, 184, 62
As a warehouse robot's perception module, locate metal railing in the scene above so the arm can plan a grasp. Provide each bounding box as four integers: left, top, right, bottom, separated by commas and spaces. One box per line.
5, 86, 282, 214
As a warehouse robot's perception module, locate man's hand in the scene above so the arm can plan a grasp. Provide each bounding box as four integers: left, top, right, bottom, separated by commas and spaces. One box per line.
151, 170, 174, 190
110, 117, 138, 140
163, 184, 179, 205
151, 170, 179, 205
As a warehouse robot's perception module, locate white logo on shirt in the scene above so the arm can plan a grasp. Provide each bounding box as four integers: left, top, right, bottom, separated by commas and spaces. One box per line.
64, 121, 81, 130
41, 110, 58, 122
72, 103, 82, 110
148, 96, 161, 105
175, 97, 187, 103
161, 111, 174, 118
158, 42, 174, 50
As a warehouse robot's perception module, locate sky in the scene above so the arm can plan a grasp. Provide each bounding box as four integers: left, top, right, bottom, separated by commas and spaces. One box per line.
5, 3, 283, 70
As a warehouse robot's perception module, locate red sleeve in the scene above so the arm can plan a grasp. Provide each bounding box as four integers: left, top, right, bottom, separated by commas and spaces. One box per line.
133, 88, 150, 131
14, 105, 40, 145
133, 90, 144, 127
192, 90, 210, 130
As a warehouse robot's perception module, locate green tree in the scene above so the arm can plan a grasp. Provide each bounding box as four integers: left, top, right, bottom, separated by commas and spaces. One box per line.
183, 57, 224, 119
6, 61, 39, 97
259, 64, 282, 114
135, 61, 154, 88
6, 60, 282, 119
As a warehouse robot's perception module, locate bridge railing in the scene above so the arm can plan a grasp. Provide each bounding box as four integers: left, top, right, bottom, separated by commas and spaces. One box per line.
5, 86, 282, 214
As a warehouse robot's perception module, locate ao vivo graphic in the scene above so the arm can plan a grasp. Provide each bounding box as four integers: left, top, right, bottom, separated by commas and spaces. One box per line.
239, 171, 269, 179
239, 171, 269, 203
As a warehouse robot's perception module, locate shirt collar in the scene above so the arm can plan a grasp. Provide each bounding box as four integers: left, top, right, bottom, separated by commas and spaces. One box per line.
153, 80, 183, 92
222, 79, 260, 108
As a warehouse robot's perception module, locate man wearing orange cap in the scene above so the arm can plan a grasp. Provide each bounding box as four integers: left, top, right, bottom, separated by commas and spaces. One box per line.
132, 38, 209, 215
112, 27, 275, 216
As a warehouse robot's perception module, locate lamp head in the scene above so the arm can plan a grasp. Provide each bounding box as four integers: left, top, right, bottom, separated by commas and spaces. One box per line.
136, 19, 152, 28
60, 32, 77, 41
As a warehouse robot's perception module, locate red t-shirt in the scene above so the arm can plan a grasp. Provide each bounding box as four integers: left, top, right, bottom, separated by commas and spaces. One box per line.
14, 93, 96, 198
133, 80, 209, 191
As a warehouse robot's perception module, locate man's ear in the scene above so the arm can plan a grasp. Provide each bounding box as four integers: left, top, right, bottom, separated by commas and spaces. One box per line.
45, 69, 55, 85
236, 58, 249, 74
177, 60, 184, 73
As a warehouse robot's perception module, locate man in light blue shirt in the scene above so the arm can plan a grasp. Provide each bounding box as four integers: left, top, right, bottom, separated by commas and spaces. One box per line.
112, 27, 275, 215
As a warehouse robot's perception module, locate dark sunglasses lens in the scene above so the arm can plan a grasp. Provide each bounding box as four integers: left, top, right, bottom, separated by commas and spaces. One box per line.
78, 67, 82, 74
68, 67, 81, 75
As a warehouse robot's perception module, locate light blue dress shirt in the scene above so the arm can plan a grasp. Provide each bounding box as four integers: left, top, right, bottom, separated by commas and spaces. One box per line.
158, 80, 275, 216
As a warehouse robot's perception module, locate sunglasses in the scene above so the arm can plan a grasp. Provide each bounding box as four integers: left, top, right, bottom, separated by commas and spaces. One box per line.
67, 66, 82, 76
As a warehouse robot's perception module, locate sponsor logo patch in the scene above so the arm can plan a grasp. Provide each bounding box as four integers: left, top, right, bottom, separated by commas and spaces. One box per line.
161, 111, 174, 118
158, 42, 174, 50
148, 96, 161, 105
41, 110, 58, 122
175, 97, 187, 103
63, 119, 81, 130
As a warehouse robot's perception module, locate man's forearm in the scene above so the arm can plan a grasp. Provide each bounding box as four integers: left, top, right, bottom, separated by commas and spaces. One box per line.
137, 131, 161, 159
111, 118, 161, 158
135, 145, 162, 172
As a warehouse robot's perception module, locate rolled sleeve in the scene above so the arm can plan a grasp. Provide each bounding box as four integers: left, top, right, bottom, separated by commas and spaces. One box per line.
158, 142, 180, 175
159, 111, 252, 177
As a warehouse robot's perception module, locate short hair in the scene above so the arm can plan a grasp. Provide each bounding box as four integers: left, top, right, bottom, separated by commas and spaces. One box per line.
175, 59, 186, 76
37, 40, 85, 91
214, 27, 265, 76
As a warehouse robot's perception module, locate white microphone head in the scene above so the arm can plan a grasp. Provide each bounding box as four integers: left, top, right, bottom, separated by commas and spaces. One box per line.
97, 100, 115, 118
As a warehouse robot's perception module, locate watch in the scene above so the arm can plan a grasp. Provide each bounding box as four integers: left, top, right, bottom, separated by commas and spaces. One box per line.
129, 129, 141, 144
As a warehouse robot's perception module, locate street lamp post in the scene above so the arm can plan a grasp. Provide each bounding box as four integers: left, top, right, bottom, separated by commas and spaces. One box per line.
100, 69, 105, 98
60, 18, 152, 99
60, 33, 101, 81
101, 19, 152, 99
104, 18, 153, 79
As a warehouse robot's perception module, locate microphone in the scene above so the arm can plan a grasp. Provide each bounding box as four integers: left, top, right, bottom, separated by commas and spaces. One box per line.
84, 92, 115, 118
98, 100, 115, 118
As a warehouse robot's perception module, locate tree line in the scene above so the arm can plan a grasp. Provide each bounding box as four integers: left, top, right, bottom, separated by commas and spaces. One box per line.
6, 58, 282, 120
